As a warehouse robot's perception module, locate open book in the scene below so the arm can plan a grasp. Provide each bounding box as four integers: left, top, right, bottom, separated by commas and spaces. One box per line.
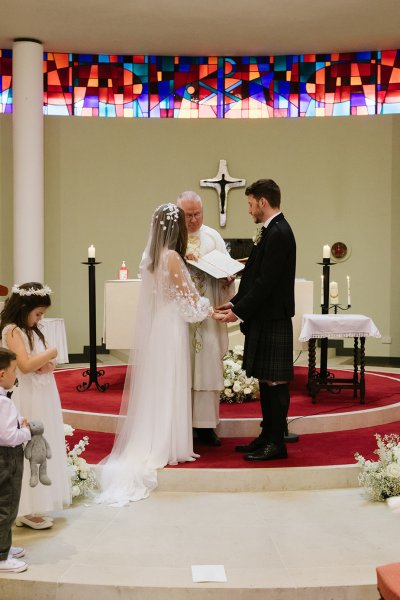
187, 249, 245, 279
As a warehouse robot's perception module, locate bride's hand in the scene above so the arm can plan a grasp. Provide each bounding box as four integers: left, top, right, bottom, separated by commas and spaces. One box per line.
211, 310, 226, 321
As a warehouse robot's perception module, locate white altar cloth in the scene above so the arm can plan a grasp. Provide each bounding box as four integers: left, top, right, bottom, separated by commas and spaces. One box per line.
104, 279, 314, 351
40, 318, 69, 364
299, 314, 381, 342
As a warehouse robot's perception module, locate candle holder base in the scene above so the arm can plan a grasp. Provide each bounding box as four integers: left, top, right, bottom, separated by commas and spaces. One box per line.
326, 304, 352, 314
284, 421, 299, 443
77, 368, 110, 393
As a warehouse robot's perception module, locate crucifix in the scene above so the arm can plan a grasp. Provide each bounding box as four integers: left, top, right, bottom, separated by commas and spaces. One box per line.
200, 159, 246, 227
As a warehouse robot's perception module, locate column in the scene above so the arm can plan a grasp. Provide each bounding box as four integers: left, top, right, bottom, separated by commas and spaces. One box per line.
12, 38, 44, 283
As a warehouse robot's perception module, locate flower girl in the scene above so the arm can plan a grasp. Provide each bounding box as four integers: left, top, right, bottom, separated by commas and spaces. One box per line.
0, 283, 70, 529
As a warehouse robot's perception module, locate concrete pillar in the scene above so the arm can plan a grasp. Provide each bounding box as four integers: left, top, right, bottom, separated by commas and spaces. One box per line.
12, 38, 44, 283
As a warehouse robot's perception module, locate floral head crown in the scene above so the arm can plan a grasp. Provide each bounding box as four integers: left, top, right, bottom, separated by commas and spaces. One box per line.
11, 284, 53, 297
156, 203, 180, 230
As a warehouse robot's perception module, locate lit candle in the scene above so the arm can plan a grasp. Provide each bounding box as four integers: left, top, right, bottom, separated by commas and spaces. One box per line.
347, 275, 351, 306
88, 244, 95, 259
323, 244, 331, 259
320, 275, 324, 305
330, 281, 339, 305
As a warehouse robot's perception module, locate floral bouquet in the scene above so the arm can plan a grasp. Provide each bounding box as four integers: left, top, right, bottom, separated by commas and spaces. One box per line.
355, 433, 400, 501
64, 424, 97, 499
220, 345, 259, 404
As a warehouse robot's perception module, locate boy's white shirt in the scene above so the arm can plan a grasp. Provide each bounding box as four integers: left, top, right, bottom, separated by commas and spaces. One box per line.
0, 386, 31, 447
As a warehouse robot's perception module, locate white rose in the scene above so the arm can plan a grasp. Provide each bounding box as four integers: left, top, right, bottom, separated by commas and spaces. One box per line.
224, 388, 233, 397
386, 462, 400, 478
233, 381, 242, 393
244, 387, 252, 395
79, 471, 88, 480
233, 345, 244, 354
224, 379, 232, 387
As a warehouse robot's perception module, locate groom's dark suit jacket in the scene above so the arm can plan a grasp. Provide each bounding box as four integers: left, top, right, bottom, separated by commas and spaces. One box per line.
231, 212, 296, 339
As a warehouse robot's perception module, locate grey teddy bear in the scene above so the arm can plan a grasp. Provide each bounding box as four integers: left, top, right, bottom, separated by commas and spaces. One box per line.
24, 420, 52, 487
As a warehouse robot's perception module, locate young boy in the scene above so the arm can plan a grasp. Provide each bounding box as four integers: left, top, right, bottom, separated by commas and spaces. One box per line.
0, 347, 31, 573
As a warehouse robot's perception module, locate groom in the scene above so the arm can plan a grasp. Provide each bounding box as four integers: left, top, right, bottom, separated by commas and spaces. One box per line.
217, 179, 296, 461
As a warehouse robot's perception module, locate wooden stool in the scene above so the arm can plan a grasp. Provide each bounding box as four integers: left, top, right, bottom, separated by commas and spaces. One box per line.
377, 563, 400, 600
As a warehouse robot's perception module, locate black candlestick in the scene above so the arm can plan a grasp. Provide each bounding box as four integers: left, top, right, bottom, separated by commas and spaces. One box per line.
318, 257, 335, 380
77, 258, 109, 393
316, 259, 352, 379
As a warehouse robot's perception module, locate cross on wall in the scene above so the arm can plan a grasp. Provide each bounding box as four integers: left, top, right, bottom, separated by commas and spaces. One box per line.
200, 159, 246, 227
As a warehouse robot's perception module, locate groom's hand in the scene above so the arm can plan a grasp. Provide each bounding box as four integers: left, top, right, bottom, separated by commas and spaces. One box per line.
215, 302, 232, 311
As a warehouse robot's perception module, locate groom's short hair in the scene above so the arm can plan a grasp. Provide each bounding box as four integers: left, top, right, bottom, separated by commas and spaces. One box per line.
245, 179, 281, 208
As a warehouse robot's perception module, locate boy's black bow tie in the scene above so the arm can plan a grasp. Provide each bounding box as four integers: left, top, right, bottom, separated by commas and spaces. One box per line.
6, 391, 13, 398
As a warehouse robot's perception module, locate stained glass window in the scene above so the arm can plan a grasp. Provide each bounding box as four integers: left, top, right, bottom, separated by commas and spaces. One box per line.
0, 49, 12, 114
1, 49, 400, 118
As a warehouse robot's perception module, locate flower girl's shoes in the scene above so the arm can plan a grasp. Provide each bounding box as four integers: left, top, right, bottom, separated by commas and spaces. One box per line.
0, 556, 28, 573
15, 515, 53, 529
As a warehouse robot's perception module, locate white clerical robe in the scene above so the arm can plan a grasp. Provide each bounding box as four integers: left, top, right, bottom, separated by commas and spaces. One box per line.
187, 224, 235, 428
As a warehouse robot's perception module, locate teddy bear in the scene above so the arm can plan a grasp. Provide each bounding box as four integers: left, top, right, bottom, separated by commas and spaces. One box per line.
24, 420, 52, 487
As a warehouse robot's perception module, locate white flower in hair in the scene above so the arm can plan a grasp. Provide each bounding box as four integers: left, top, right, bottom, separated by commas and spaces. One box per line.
165, 203, 179, 222
12, 284, 53, 297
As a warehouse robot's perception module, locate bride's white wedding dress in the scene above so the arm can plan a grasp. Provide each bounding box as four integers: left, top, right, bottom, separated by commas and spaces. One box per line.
97, 246, 211, 505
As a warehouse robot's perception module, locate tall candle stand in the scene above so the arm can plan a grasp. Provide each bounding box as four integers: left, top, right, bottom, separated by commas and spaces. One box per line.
319, 257, 333, 379
316, 258, 351, 381
77, 257, 109, 393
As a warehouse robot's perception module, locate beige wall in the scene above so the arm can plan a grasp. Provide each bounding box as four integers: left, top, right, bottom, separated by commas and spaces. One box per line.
0, 113, 398, 357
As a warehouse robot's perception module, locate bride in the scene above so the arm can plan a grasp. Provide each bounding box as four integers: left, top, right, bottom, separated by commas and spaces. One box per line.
97, 203, 218, 505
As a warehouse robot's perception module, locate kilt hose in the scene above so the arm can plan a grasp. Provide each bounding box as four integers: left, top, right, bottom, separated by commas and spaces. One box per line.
242, 317, 294, 381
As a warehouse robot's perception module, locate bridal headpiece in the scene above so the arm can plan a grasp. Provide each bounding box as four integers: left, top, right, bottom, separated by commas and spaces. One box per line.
12, 284, 53, 297
156, 203, 180, 230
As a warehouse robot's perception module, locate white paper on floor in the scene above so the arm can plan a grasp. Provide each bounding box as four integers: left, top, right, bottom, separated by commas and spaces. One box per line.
191, 565, 227, 582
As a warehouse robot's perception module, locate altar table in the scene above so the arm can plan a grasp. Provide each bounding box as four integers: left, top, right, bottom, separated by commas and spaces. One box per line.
299, 314, 381, 403
103, 279, 314, 352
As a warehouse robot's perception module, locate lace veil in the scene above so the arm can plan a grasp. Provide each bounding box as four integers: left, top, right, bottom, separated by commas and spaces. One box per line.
97, 203, 210, 504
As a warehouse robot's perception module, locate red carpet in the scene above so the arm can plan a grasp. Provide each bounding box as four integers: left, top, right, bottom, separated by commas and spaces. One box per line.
58, 365, 400, 469
70, 421, 400, 468
55, 365, 400, 418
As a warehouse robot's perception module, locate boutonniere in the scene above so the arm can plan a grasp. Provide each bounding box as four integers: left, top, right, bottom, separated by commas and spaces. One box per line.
252, 226, 263, 246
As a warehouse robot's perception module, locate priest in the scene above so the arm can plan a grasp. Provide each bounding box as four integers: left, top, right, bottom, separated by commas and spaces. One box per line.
176, 191, 235, 446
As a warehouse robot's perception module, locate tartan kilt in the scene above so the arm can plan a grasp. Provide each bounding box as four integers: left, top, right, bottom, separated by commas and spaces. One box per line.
242, 318, 294, 381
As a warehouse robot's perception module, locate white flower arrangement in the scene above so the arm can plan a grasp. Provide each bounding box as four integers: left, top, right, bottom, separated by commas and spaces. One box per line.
64, 424, 97, 499
220, 345, 259, 403
355, 433, 400, 501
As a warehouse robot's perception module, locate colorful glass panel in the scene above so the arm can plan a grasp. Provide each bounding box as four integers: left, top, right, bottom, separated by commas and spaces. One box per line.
1, 49, 400, 118
0, 49, 12, 114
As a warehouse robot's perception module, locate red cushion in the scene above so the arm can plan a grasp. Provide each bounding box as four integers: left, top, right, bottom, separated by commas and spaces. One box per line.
377, 563, 400, 600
